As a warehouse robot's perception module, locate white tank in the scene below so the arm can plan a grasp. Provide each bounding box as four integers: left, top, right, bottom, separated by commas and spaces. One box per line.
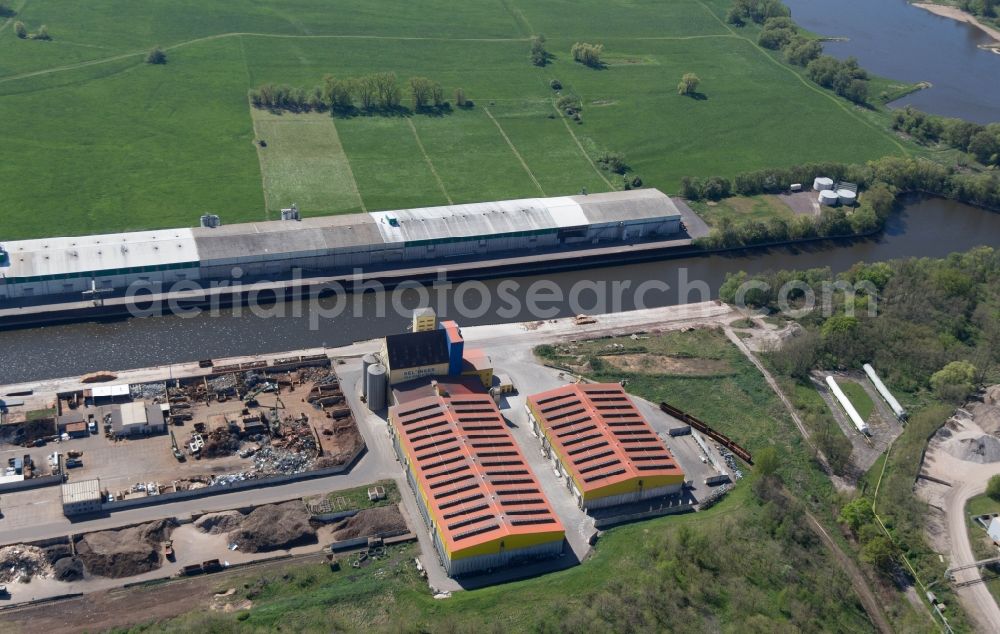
366, 364, 387, 412
825, 375, 869, 435
837, 189, 857, 206
361, 354, 379, 398
818, 190, 839, 206
813, 177, 834, 192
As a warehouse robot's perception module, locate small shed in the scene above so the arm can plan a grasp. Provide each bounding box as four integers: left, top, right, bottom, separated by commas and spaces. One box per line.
988, 517, 1000, 545
65, 421, 88, 438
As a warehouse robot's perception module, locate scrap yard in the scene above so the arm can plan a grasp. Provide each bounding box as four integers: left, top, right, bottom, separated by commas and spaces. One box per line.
0, 355, 364, 516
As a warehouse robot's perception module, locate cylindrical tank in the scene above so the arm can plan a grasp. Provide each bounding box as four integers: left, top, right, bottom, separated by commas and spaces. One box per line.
818, 190, 839, 206
366, 364, 387, 412
837, 189, 857, 206
813, 177, 834, 192
361, 354, 378, 398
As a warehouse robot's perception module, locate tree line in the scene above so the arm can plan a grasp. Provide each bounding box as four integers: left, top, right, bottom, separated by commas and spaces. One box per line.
729, 2, 871, 105
891, 106, 1000, 167
249, 73, 467, 115
687, 155, 1000, 249
958, 0, 999, 26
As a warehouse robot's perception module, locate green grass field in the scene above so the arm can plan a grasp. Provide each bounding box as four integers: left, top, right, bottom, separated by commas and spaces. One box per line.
0, 0, 912, 239
690, 194, 798, 228
839, 379, 877, 422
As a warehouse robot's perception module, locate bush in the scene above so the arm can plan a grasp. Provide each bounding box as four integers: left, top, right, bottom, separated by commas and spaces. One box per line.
530, 35, 549, 67
0, 3, 16, 18
677, 73, 700, 96
34, 24, 51, 40
806, 56, 870, 104
596, 151, 628, 175
549, 79, 562, 90
454, 87, 467, 108
571, 42, 603, 68
13, 20, 26, 39
556, 94, 581, 114
930, 360, 977, 402
988, 475, 1000, 501
146, 47, 167, 65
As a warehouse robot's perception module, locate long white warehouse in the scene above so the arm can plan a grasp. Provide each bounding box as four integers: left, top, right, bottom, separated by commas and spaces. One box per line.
825, 375, 869, 435
863, 363, 907, 421
0, 189, 682, 301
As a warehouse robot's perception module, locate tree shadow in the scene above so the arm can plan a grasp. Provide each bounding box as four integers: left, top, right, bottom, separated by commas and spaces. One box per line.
685, 92, 708, 101
0, 6, 16, 18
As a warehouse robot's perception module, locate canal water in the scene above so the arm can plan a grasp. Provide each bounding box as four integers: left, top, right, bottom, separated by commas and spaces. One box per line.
1, 197, 998, 385
783, 0, 1000, 123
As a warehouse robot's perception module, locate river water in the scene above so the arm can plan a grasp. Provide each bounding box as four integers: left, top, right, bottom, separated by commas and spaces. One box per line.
784, 0, 1000, 123
1, 197, 998, 385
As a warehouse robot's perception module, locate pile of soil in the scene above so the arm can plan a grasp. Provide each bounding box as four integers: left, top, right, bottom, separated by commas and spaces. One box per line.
227, 502, 316, 553
53, 557, 85, 582
0, 545, 51, 583
194, 511, 244, 535
332, 506, 407, 541
75, 519, 177, 578
42, 544, 73, 565
942, 430, 1000, 463
970, 400, 1000, 435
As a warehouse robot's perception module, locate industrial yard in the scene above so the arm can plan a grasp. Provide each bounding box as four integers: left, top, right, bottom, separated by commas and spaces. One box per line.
0, 355, 363, 525
0, 303, 748, 606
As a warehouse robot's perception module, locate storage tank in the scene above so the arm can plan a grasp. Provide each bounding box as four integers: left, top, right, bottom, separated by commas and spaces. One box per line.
366, 364, 387, 412
837, 189, 857, 206
863, 363, 907, 421
825, 375, 869, 434
813, 177, 834, 192
361, 353, 378, 398
818, 190, 839, 206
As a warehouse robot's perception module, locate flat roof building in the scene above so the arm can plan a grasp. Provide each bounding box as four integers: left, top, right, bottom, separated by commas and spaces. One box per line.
62, 478, 102, 516
389, 391, 565, 576
110, 401, 165, 437
1, 190, 683, 301
526, 384, 684, 510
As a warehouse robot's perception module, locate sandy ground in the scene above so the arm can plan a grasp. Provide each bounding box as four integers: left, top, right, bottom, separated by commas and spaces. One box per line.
917, 405, 1000, 633
914, 3, 1000, 46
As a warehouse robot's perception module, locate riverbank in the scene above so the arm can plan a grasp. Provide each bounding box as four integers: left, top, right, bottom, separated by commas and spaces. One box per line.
913, 2, 1000, 47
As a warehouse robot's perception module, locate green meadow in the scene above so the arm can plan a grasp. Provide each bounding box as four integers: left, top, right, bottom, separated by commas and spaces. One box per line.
0, 0, 910, 239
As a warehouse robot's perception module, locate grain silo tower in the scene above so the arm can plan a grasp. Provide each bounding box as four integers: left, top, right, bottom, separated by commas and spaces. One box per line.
366, 364, 387, 411
361, 353, 379, 398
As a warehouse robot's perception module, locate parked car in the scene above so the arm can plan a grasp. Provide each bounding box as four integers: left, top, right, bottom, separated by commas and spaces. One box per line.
88, 421, 97, 434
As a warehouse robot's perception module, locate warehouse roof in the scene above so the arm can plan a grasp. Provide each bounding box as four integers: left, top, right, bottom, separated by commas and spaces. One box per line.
571, 189, 681, 225
384, 329, 451, 370
62, 478, 101, 504
192, 214, 384, 265
391, 393, 564, 555
369, 196, 589, 245
527, 383, 683, 494
0, 229, 198, 281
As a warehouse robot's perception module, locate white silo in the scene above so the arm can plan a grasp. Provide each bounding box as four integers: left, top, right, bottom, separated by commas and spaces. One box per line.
361, 353, 378, 398
818, 190, 839, 206
366, 364, 387, 412
837, 189, 857, 206
813, 177, 834, 192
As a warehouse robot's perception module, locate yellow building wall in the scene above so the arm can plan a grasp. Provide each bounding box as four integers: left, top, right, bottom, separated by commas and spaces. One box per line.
449, 529, 565, 560
462, 367, 493, 389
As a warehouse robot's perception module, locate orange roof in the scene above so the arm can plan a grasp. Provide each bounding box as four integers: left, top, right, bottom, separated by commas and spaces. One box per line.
526, 384, 683, 494
462, 348, 490, 371
390, 393, 564, 556
440, 320, 463, 344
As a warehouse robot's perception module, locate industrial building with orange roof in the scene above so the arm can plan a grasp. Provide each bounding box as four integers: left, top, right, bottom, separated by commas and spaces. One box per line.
526, 383, 685, 510
389, 387, 565, 576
